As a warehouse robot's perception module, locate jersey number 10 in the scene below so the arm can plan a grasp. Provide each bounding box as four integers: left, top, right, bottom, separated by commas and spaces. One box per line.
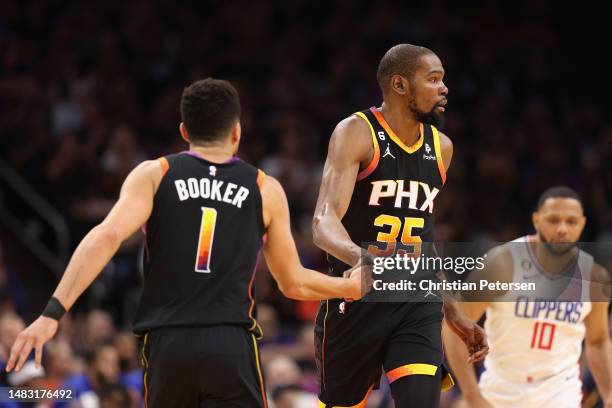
195, 207, 218, 273
530, 322, 556, 350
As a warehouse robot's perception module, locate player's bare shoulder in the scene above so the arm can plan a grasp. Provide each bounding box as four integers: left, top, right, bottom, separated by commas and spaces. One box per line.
486, 244, 514, 277
590, 262, 612, 302
121, 159, 166, 194
469, 244, 514, 281
259, 174, 284, 204
463, 244, 514, 301
132, 159, 164, 175
142, 159, 167, 176
328, 114, 375, 166
259, 173, 288, 228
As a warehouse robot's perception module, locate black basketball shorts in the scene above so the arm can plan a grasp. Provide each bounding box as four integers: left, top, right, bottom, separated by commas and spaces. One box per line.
138, 325, 267, 407
315, 300, 453, 407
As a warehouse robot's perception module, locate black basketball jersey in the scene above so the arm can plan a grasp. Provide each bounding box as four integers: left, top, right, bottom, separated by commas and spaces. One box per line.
327, 107, 446, 277
133, 152, 265, 335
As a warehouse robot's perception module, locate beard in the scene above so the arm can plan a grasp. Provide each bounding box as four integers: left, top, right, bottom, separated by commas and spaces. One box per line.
408, 94, 445, 128
539, 232, 577, 255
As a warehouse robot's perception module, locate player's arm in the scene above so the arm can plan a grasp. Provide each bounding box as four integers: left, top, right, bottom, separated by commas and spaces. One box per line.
436, 130, 459, 326
435, 130, 491, 368
434, 130, 458, 312
584, 264, 612, 406
312, 116, 373, 266
6, 160, 163, 372
261, 174, 366, 301
442, 302, 491, 407
442, 246, 513, 407
52, 160, 161, 308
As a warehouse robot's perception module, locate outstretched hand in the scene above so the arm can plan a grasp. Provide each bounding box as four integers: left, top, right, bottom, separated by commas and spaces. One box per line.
343, 257, 374, 301
445, 307, 489, 364
5, 316, 59, 372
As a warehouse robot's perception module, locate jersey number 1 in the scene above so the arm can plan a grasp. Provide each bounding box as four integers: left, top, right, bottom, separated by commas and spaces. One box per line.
195, 207, 218, 273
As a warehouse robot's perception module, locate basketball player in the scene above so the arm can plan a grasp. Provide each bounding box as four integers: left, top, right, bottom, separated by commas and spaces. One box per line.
312, 44, 488, 408
444, 186, 612, 407
5, 79, 369, 407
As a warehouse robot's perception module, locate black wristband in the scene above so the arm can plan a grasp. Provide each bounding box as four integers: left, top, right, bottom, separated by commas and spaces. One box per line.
42, 297, 66, 321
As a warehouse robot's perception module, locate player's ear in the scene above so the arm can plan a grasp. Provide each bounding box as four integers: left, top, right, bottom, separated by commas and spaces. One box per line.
179, 122, 190, 143
391, 75, 408, 95
578, 215, 587, 232
532, 211, 540, 232
231, 121, 241, 144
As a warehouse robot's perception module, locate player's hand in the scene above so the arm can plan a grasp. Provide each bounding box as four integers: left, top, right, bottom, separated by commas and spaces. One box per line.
463, 394, 493, 408
444, 306, 489, 363
343, 258, 373, 301
5, 316, 59, 372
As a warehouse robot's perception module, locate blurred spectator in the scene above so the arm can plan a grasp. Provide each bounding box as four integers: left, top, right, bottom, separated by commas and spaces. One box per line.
7, 360, 45, 387
77, 310, 116, 353
272, 384, 318, 408
0, 312, 26, 385
41, 339, 77, 390
98, 384, 132, 408
3, 361, 46, 408
265, 355, 302, 392
114, 332, 143, 406
265, 355, 318, 408
0, 243, 26, 314
114, 332, 139, 373
53, 343, 132, 408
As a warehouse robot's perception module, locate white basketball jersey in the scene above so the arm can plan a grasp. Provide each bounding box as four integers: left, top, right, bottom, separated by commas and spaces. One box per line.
483, 236, 593, 382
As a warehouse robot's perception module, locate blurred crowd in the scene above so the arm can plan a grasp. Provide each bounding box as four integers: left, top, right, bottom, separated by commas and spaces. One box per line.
1, 0, 611, 407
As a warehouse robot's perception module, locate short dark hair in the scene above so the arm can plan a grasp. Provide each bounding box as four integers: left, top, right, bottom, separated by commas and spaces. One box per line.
180, 78, 241, 143
376, 44, 434, 94
537, 186, 582, 210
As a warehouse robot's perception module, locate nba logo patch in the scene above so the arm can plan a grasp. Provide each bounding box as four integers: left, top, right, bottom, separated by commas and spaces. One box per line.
339, 301, 346, 314
209, 165, 217, 176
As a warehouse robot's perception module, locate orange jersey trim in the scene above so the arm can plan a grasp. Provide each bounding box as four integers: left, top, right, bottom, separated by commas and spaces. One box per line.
251, 334, 268, 408
370, 107, 424, 154
321, 300, 329, 392
431, 126, 447, 184
157, 157, 169, 176
140, 333, 150, 408
354, 112, 380, 181
247, 261, 258, 333
386, 363, 437, 383
442, 371, 455, 391
257, 169, 265, 189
